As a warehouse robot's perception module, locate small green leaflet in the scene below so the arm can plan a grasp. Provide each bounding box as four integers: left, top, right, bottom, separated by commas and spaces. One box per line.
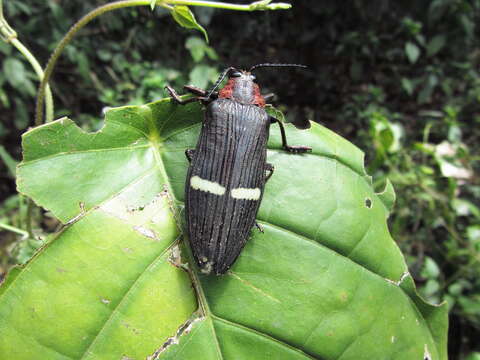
265, 104, 286, 123
171, 6, 209, 43
0, 145, 18, 178
405, 42, 420, 64
150, 0, 156, 10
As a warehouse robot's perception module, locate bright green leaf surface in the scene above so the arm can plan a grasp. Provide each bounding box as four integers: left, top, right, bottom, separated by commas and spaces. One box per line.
171, 6, 209, 43
2, 98, 448, 359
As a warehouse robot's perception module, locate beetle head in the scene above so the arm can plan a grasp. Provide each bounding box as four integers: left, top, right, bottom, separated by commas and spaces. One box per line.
207, 64, 307, 107
227, 68, 257, 82
215, 68, 264, 106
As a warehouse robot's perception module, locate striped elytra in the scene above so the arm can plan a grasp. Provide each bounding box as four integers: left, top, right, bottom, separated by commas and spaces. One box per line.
185, 98, 270, 275
166, 65, 311, 275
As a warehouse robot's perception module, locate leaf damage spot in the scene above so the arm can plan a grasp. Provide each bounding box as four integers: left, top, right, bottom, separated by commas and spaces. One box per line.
100, 298, 110, 305
168, 244, 189, 270
385, 271, 409, 286
158, 185, 182, 229
365, 198, 372, 208
339, 291, 349, 303
147, 314, 205, 360
65, 201, 86, 225
100, 189, 177, 240
122, 321, 141, 335
127, 205, 145, 212
123, 247, 134, 254
424, 344, 432, 360
133, 226, 159, 240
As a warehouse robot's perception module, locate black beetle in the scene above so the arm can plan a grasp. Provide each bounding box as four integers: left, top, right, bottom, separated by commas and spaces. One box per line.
166, 63, 311, 275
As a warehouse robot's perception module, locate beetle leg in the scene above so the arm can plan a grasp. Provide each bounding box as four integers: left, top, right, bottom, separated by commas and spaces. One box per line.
255, 222, 264, 233
166, 85, 216, 105
165, 85, 211, 105
183, 85, 207, 96
270, 116, 312, 153
265, 163, 275, 182
183, 85, 219, 99
185, 149, 195, 162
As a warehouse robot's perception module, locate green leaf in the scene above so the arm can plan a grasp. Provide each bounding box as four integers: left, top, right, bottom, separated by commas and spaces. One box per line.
465, 352, 480, 360
2, 99, 448, 359
3, 57, 36, 96
0, 145, 18, 178
185, 37, 218, 63
421, 257, 440, 279
376, 179, 396, 213
185, 36, 207, 62
150, 0, 156, 10
401, 77, 415, 96
405, 42, 420, 64
427, 35, 446, 57
265, 104, 286, 123
171, 6, 209, 43
3, 58, 25, 88
189, 65, 218, 89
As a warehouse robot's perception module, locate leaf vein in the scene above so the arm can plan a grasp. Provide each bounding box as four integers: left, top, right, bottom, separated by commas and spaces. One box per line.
79, 239, 180, 359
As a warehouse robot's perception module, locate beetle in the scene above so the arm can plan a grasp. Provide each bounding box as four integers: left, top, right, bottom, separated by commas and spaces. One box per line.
166, 63, 311, 275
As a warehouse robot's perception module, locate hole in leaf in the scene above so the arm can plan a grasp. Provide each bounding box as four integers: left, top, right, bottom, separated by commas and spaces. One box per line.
365, 198, 372, 208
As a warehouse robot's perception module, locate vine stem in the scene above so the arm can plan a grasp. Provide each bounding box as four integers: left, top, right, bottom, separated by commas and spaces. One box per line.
10, 39, 54, 122
0, 222, 29, 239
168, 0, 291, 11
0, 0, 54, 122
35, 0, 148, 126
35, 0, 291, 125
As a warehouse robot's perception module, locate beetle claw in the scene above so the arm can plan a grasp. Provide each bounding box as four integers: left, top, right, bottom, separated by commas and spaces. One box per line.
255, 222, 264, 233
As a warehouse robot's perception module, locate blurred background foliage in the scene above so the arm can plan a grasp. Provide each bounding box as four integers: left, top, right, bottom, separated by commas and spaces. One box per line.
0, 0, 479, 358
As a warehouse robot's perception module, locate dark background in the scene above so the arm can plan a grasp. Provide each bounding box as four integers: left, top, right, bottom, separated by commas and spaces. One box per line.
1, 1, 479, 358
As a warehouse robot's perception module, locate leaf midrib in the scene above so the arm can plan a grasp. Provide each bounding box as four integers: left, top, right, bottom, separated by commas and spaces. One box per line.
150, 136, 225, 360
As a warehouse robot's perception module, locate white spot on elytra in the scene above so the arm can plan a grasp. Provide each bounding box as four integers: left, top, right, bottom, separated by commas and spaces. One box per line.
190, 176, 225, 195
231, 187, 261, 200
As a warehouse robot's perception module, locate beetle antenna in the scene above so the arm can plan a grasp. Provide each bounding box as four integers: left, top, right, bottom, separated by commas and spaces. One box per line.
206, 67, 236, 99
249, 63, 308, 72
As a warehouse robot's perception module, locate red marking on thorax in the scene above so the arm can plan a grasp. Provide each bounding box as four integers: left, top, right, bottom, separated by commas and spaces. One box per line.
218, 79, 266, 107
253, 83, 266, 107
218, 79, 235, 99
